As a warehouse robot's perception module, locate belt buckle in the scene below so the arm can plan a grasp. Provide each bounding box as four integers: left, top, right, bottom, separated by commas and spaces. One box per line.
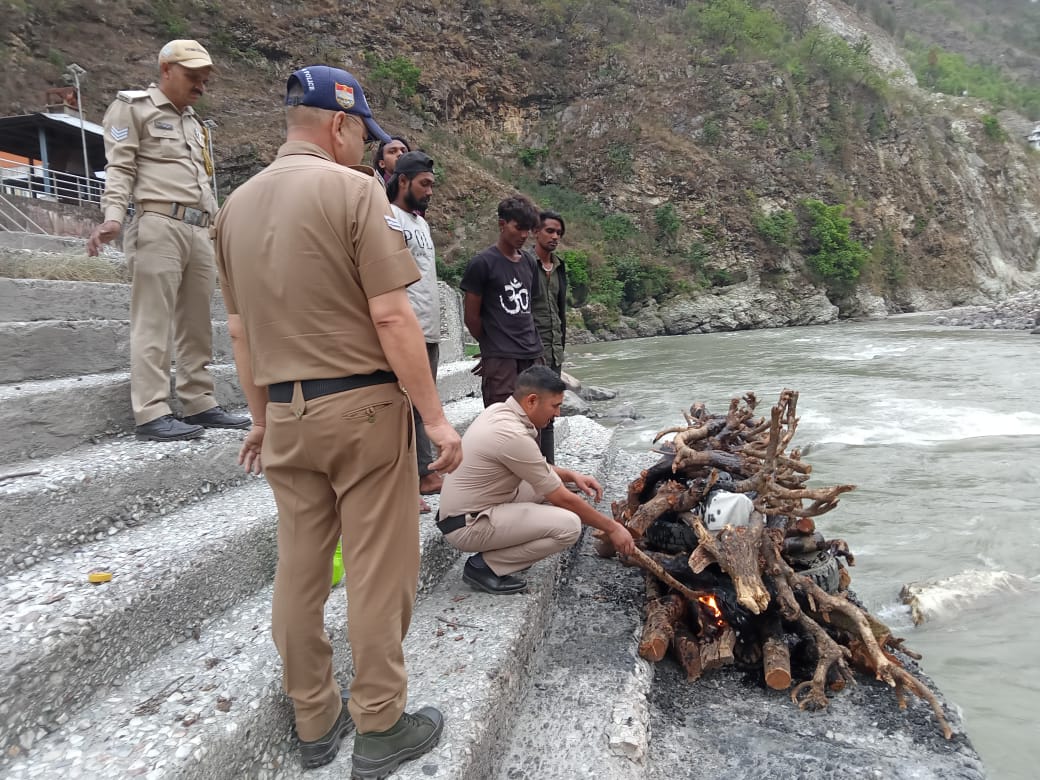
183, 207, 207, 227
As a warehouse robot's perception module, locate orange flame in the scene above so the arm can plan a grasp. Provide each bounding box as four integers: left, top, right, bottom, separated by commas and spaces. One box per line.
697, 594, 726, 627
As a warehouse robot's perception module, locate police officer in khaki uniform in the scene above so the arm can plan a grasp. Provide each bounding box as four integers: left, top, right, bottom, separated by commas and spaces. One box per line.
87, 39, 248, 441
437, 366, 635, 594
213, 65, 463, 777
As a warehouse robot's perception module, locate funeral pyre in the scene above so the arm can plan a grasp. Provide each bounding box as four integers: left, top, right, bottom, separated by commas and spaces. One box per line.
594, 389, 953, 739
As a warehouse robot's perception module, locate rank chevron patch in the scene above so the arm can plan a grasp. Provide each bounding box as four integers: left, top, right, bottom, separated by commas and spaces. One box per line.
110, 127, 129, 142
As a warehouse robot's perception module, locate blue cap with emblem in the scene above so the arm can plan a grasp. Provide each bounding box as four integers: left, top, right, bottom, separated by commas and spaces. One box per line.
285, 65, 391, 144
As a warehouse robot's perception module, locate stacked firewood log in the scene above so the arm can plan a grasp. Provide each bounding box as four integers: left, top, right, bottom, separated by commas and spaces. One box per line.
594, 389, 953, 739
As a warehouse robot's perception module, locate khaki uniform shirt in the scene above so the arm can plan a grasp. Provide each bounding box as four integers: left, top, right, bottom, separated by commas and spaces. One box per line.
100, 84, 217, 224
212, 140, 419, 386
439, 396, 563, 517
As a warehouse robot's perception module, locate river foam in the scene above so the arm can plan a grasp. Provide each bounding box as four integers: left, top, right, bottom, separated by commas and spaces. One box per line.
899, 569, 1035, 625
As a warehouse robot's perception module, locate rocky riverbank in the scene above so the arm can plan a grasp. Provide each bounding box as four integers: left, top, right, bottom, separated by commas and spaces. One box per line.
932, 289, 1040, 332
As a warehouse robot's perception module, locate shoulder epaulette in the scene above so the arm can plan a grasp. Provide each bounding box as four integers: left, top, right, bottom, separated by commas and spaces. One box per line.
116, 90, 150, 103
348, 164, 377, 176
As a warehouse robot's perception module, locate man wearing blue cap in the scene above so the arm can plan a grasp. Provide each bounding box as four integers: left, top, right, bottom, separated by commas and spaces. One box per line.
212, 65, 462, 777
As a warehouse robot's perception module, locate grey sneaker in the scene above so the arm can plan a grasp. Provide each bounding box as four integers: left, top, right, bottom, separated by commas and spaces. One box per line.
351, 707, 444, 779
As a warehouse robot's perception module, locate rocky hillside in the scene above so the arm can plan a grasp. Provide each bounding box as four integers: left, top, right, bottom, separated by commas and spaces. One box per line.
3, 0, 1039, 338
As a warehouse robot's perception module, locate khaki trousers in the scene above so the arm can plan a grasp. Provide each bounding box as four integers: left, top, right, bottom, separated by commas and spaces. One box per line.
444, 482, 581, 575
263, 381, 419, 740
125, 212, 217, 425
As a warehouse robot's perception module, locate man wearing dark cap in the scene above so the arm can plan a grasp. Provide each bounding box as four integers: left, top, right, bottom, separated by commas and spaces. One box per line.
213, 65, 462, 777
388, 151, 442, 509
87, 39, 249, 440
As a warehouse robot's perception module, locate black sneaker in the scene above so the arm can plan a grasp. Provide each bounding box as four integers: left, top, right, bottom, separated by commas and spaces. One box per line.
182, 405, 251, 429
351, 707, 444, 779
461, 554, 528, 595
135, 414, 204, 442
300, 694, 354, 769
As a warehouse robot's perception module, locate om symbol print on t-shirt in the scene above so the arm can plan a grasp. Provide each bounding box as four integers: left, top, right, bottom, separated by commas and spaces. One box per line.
499, 277, 530, 315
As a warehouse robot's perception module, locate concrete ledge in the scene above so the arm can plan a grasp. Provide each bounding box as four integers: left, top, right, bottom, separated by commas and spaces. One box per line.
284, 417, 617, 780
0, 480, 278, 752
0, 427, 249, 573
0, 522, 460, 778
0, 363, 244, 465
0, 418, 610, 779
0, 320, 232, 382
0, 361, 479, 465
0, 277, 227, 322
0, 394, 481, 572
496, 460, 656, 780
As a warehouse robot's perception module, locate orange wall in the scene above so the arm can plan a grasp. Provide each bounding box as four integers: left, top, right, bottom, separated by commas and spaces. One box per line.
1, 152, 30, 168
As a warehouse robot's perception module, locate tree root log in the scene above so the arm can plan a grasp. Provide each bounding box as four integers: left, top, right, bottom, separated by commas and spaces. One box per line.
639, 594, 686, 662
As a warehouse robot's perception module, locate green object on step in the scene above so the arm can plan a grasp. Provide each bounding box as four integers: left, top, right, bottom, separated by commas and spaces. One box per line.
332, 540, 344, 586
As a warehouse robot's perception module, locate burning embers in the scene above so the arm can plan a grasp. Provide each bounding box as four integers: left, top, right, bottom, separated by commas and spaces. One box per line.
594, 390, 954, 739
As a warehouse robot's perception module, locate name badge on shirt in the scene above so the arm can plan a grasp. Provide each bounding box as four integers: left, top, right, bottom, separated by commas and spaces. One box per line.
154, 120, 174, 130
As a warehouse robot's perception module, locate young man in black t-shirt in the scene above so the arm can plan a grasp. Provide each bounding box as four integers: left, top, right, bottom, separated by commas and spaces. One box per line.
460, 195, 544, 406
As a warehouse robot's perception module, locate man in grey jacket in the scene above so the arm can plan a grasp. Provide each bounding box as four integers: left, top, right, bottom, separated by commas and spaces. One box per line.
388, 151, 442, 507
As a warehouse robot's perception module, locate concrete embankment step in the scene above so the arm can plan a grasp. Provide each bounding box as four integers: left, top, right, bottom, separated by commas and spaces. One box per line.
0, 415, 614, 780
0, 320, 233, 383
279, 416, 617, 780
0, 277, 226, 322
0, 392, 482, 574
495, 449, 657, 780
0, 357, 479, 464
0, 395, 483, 774
0, 363, 243, 465
0, 523, 457, 780
0, 479, 279, 753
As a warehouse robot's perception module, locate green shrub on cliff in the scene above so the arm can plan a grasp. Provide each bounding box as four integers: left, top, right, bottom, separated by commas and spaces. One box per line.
800, 199, 868, 289
752, 209, 796, 247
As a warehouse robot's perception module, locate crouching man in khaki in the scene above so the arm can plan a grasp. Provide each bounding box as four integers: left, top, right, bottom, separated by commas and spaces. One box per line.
437, 365, 635, 594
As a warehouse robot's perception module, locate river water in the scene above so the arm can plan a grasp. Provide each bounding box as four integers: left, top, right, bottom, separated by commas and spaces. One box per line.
566, 316, 1040, 780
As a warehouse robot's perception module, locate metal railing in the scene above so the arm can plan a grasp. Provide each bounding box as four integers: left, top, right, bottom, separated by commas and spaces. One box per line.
0, 163, 102, 206
0, 191, 49, 234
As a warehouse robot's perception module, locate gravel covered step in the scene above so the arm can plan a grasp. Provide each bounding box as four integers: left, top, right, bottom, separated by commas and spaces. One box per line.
277, 416, 618, 780
0, 360, 479, 464
0, 520, 460, 780
0, 320, 232, 383
0, 479, 278, 755
0, 426, 254, 573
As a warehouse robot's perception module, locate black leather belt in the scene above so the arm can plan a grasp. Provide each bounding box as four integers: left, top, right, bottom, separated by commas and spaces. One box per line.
268, 371, 397, 403
435, 512, 467, 535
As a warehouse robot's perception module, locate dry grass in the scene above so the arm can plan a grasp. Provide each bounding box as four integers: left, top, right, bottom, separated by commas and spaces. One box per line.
0, 251, 129, 283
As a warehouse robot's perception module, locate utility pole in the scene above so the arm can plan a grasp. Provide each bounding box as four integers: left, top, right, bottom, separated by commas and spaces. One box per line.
201, 118, 219, 201
64, 63, 90, 204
